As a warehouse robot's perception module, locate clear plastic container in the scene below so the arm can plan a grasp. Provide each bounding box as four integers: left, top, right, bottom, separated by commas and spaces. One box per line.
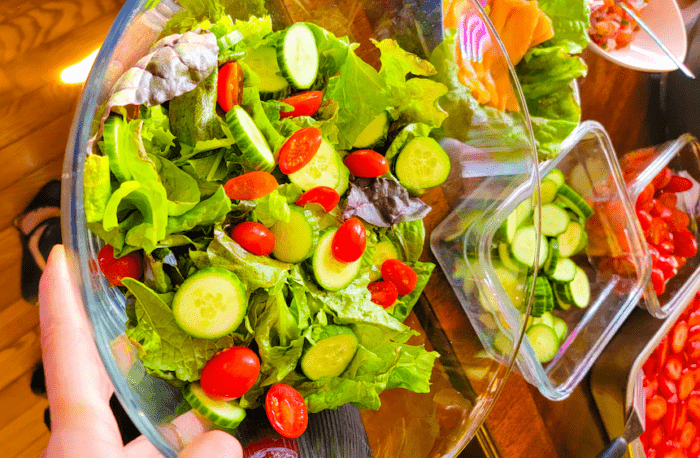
62, 0, 539, 456
620, 134, 700, 318
434, 121, 651, 401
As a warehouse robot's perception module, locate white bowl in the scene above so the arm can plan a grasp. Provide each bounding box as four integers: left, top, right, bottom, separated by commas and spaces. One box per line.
588, 0, 688, 73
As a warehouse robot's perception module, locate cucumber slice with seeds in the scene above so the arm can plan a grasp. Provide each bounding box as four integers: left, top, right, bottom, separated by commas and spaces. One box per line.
312, 229, 362, 291
498, 242, 523, 272
544, 169, 565, 188
395, 137, 451, 190
301, 325, 358, 380
369, 238, 400, 281
278, 23, 319, 90
557, 221, 586, 257
172, 267, 247, 339
569, 267, 591, 308
549, 258, 577, 283
511, 226, 548, 268
271, 206, 319, 263
556, 184, 593, 219
183, 382, 247, 429
242, 46, 290, 100
538, 204, 570, 236
527, 324, 559, 363
552, 316, 568, 343
288, 140, 342, 192
539, 180, 560, 205
226, 106, 275, 172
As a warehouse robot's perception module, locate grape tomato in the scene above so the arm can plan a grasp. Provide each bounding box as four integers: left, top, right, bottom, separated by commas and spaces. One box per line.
224, 171, 279, 200
343, 150, 389, 177
201, 346, 261, 400
381, 259, 418, 296
295, 186, 339, 212
230, 222, 275, 256
368, 281, 398, 308
278, 127, 323, 174
331, 218, 366, 262
279, 91, 323, 119
265, 384, 308, 438
98, 244, 142, 287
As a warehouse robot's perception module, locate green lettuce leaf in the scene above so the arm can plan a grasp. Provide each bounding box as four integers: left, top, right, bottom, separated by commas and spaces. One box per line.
390, 261, 434, 322
252, 189, 290, 227
169, 69, 222, 146
83, 154, 111, 223
385, 220, 426, 262
165, 186, 231, 235
206, 227, 292, 291
123, 278, 235, 382
139, 105, 176, 156
535, 0, 591, 55
150, 155, 201, 216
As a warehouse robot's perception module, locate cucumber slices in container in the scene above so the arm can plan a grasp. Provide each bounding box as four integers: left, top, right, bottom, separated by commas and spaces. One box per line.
497, 169, 594, 363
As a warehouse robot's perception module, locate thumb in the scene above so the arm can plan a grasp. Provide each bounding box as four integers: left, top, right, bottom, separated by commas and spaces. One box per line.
178, 430, 243, 458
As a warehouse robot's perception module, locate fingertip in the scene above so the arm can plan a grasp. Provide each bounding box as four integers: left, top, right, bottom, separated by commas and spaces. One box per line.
179, 430, 243, 458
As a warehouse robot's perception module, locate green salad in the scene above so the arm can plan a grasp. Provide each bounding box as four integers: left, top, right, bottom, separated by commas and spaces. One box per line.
83, 0, 453, 435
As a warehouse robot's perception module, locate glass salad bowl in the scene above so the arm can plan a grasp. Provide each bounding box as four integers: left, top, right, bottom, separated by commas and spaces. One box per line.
61, 0, 563, 456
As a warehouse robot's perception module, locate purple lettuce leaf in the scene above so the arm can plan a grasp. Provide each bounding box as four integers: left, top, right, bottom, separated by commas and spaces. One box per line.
343, 177, 431, 227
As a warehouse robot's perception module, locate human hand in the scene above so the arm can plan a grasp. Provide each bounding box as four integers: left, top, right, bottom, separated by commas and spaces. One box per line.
38, 245, 243, 458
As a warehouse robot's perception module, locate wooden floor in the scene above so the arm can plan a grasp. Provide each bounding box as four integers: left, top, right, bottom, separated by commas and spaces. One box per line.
0, 0, 127, 456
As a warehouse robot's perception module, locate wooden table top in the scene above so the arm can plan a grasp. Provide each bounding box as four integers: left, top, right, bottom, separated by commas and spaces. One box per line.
0, 0, 673, 457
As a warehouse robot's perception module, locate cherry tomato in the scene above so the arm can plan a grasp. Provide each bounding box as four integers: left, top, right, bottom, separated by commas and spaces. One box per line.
671, 209, 691, 232
637, 209, 654, 232
657, 254, 679, 281
381, 259, 418, 296
652, 168, 673, 190
664, 175, 694, 193
278, 127, 323, 174
331, 218, 366, 262
224, 171, 279, 200
649, 217, 669, 246
217, 62, 243, 113
200, 346, 261, 401
265, 384, 308, 438
295, 186, 340, 212
279, 91, 323, 119
674, 229, 698, 258
658, 192, 678, 209
367, 281, 398, 308
343, 150, 389, 178
97, 244, 142, 287
637, 183, 656, 211
651, 267, 666, 296
230, 222, 275, 256
243, 437, 299, 458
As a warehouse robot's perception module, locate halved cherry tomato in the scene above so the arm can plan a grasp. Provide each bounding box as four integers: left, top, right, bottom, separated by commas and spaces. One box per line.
658, 255, 680, 281
224, 171, 279, 200
652, 168, 673, 190
279, 91, 323, 119
295, 186, 339, 212
674, 229, 698, 258
651, 267, 666, 296
637, 209, 654, 231
368, 281, 398, 308
265, 384, 308, 439
381, 259, 418, 296
200, 346, 261, 401
671, 209, 690, 232
217, 62, 244, 113
664, 175, 694, 193
658, 192, 678, 209
243, 437, 299, 458
650, 217, 669, 247
637, 183, 656, 211
343, 150, 390, 177
230, 222, 275, 256
331, 218, 366, 262
278, 127, 323, 174
97, 244, 142, 287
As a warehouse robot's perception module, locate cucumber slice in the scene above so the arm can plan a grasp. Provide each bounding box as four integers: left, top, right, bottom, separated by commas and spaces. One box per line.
278, 23, 319, 90
511, 226, 548, 268
498, 242, 523, 272
538, 311, 555, 328
539, 180, 560, 205
172, 267, 247, 339
549, 258, 577, 283
395, 137, 451, 190
301, 325, 358, 380
369, 238, 400, 281
526, 324, 559, 363
543, 239, 560, 277
544, 169, 565, 188
556, 184, 593, 219
353, 111, 389, 149
528, 276, 554, 317
288, 140, 342, 192
557, 221, 586, 257
568, 266, 591, 309
183, 382, 247, 429
493, 332, 513, 355
538, 204, 570, 237
554, 287, 572, 311
242, 46, 290, 100
271, 206, 319, 263
552, 315, 568, 343
495, 265, 526, 310
226, 106, 275, 172
312, 229, 362, 291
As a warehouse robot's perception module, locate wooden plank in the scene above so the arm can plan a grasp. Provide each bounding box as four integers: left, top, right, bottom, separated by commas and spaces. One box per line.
0, 327, 43, 393
0, 369, 47, 432
0, 80, 82, 150
0, 113, 71, 196
0, 0, 124, 65
0, 396, 50, 458
1, 12, 120, 98
12, 430, 50, 458
0, 226, 24, 312
0, 298, 39, 351
0, 158, 63, 231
